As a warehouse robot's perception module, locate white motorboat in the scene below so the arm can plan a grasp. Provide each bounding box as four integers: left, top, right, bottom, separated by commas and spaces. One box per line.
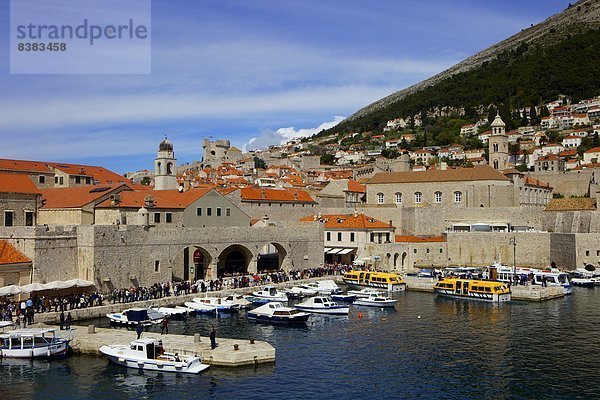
287, 286, 319, 298
192, 296, 235, 312
347, 288, 382, 298
99, 337, 209, 374
353, 293, 397, 308
148, 305, 187, 318
295, 296, 349, 315
247, 302, 310, 323
252, 286, 289, 302
223, 294, 252, 309
300, 280, 342, 295
107, 308, 163, 326
184, 301, 218, 313
0, 328, 69, 358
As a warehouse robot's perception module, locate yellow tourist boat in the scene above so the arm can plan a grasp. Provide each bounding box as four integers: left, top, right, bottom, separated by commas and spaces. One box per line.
342, 270, 406, 292
433, 278, 511, 302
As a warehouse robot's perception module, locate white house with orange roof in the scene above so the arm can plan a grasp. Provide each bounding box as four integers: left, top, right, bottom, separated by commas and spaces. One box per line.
583, 147, 600, 164
562, 135, 583, 148
299, 212, 395, 264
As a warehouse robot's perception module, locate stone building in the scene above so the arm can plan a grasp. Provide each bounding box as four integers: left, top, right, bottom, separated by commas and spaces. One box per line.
316, 179, 366, 208
0, 172, 41, 227
227, 187, 318, 210
489, 114, 509, 170
202, 139, 243, 167
0, 240, 32, 287
154, 137, 178, 190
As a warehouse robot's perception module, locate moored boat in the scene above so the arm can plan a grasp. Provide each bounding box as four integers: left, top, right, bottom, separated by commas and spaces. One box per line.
353, 292, 397, 308
347, 288, 382, 298
287, 286, 319, 298
330, 293, 357, 302
342, 270, 406, 292
252, 286, 289, 302
107, 308, 163, 326
299, 280, 342, 295
192, 296, 235, 312
99, 337, 209, 374
247, 302, 310, 323
295, 296, 349, 315
434, 278, 511, 302
148, 305, 187, 319
0, 328, 69, 359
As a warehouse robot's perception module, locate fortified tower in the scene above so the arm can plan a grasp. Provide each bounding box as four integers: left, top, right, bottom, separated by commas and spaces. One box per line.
154, 137, 178, 190
488, 113, 509, 170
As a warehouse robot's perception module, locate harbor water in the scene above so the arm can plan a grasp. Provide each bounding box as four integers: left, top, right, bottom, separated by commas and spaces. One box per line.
2, 287, 600, 400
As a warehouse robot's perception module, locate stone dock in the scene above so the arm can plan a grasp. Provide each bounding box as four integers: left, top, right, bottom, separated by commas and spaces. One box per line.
403, 276, 565, 301
54, 326, 275, 367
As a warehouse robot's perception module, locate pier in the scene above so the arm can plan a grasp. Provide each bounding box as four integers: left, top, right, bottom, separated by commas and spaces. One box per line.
403, 276, 565, 301
54, 326, 275, 367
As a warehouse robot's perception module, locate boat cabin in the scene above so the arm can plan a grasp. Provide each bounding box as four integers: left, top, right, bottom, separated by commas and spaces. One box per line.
124, 309, 151, 322
434, 279, 510, 295
129, 338, 164, 360
1, 328, 60, 350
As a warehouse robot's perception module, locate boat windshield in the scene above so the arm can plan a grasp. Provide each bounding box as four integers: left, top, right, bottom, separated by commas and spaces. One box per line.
558, 275, 568, 283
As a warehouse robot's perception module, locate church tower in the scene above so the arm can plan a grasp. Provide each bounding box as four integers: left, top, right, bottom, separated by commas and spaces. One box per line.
154, 137, 178, 190
488, 113, 508, 170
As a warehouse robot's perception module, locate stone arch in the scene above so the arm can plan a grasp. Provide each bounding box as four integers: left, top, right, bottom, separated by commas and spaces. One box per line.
385, 253, 392, 269
173, 245, 213, 282
393, 253, 399, 269
257, 242, 288, 272
217, 244, 253, 277
401, 252, 408, 270
167, 162, 173, 175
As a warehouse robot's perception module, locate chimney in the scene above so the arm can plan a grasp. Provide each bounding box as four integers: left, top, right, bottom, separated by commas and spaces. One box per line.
389, 220, 393, 227
144, 195, 154, 207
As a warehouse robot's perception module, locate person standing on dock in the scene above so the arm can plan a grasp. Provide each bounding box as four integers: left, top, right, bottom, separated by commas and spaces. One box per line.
136, 322, 143, 339
65, 312, 72, 330
161, 316, 169, 335
59, 310, 65, 330
210, 325, 217, 350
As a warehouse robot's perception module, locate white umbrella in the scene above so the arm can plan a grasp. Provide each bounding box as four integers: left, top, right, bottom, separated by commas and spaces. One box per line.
64, 279, 95, 288
0, 285, 22, 297
19, 282, 46, 293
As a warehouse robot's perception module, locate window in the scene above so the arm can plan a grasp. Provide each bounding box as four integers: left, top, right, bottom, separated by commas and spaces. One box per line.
166, 213, 172, 223
493, 143, 499, 152
226, 208, 231, 216
337, 232, 342, 241
414, 192, 422, 204
370, 232, 375, 242
586, 250, 590, 256
439, 248, 443, 254
25, 211, 34, 226
154, 213, 161, 223
414, 248, 417, 254
454, 191, 462, 204
377, 193, 384, 204
395, 192, 402, 204
54, 176, 58, 184
86, 177, 92, 184
350, 232, 355, 242
196, 207, 202, 216
207, 208, 212, 216
38, 175, 45, 184
4, 211, 14, 227
216, 208, 222, 217
75, 176, 81, 184
386, 233, 390, 242
326, 232, 331, 241
59, 176, 64, 185
434, 191, 442, 203
154, 260, 160, 272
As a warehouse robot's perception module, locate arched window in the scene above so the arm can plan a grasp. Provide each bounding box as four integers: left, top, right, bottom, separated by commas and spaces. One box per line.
414, 192, 422, 204
454, 191, 462, 204
434, 191, 442, 203
167, 162, 173, 175
493, 160, 499, 169
395, 192, 402, 204
493, 143, 499, 152
377, 193, 384, 204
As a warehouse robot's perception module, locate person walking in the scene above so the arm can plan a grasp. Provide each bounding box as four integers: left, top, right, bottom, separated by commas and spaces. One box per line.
59, 310, 65, 330
210, 325, 217, 350
161, 316, 169, 335
136, 322, 143, 339
65, 312, 72, 330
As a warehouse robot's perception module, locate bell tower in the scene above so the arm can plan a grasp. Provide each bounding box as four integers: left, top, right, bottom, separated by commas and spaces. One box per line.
154, 136, 178, 190
488, 113, 508, 170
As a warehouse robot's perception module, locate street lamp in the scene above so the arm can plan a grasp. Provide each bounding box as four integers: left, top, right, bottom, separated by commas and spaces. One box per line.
509, 237, 517, 284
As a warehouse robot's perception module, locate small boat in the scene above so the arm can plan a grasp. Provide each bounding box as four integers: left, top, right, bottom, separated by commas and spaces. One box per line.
533, 271, 573, 295
252, 286, 288, 302
99, 337, 209, 374
148, 305, 187, 318
192, 296, 235, 312
353, 293, 397, 308
242, 295, 270, 306
347, 288, 382, 298
107, 308, 163, 326
300, 280, 342, 295
184, 301, 218, 313
330, 294, 357, 302
342, 270, 406, 292
434, 278, 511, 302
295, 296, 349, 315
571, 277, 595, 288
286, 286, 318, 299
0, 328, 69, 358
223, 294, 252, 309
247, 302, 310, 323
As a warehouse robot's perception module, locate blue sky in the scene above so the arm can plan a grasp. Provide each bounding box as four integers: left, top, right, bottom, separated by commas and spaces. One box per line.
0, 0, 570, 174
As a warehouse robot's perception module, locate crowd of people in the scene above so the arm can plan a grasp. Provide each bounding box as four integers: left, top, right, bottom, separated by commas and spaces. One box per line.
0, 264, 352, 324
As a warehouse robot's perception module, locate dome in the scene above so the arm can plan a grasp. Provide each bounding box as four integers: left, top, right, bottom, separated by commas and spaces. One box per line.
490, 114, 506, 128
159, 137, 173, 151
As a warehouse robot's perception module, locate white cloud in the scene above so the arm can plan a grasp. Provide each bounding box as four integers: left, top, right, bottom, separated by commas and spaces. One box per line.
243, 116, 345, 151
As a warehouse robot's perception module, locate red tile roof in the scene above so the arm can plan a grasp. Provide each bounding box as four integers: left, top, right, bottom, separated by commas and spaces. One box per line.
395, 235, 446, 243
346, 180, 366, 193
0, 172, 41, 195
368, 165, 510, 184
40, 185, 125, 209
0, 240, 31, 264
241, 187, 316, 203
299, 214, 394, 229
96, 188, 213, 209
584, 147, 600, 153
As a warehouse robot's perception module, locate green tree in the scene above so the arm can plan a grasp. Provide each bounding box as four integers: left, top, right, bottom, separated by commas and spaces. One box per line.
253, 157, 267, 169
320, 154, 335, 165
140, 176, 151, 186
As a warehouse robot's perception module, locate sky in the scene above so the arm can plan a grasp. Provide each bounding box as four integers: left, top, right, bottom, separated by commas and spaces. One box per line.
0, 0, 572, 174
